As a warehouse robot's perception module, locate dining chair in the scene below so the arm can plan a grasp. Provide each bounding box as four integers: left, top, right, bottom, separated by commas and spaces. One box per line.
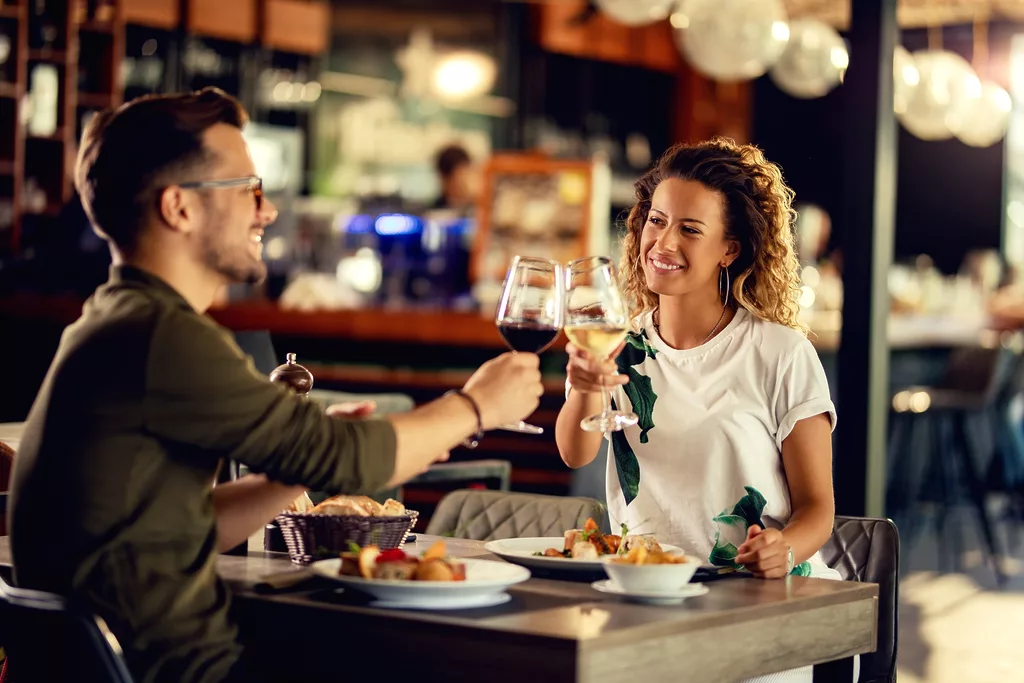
0, 574, 135, 683
813, 516, 900, 683
887, 344, 1010, 584
0, 440, 13, 538
425, 489, 606, 541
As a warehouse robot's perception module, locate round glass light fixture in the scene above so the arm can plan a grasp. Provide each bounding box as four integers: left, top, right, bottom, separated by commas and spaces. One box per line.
673, 0, 790, 82
954, 79, 1013, 147
595, 0, 675, 26
897, 50, 980, 141
769, 18, 848, 98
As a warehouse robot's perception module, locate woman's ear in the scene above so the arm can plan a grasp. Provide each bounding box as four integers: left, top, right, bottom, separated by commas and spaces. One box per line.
723, 239, 741, 267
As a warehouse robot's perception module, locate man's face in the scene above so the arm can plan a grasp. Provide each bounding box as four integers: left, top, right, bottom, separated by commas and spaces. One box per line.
188, 124, 277, 285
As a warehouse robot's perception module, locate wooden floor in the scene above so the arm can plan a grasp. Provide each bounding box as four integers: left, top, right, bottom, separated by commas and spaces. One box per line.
896, 500, 1024, 682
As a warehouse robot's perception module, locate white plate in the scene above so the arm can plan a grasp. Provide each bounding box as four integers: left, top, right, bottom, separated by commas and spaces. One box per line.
369, 593, 512, 611
591, 579, 709, 605
309, 557, 530, 609
483, 537, 687, 572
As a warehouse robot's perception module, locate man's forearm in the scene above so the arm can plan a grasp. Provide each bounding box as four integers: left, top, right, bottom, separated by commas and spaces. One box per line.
386, 393, 478, 486
212, 474, 306, 552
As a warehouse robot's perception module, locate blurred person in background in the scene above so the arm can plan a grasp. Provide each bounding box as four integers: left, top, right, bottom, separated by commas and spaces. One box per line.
8, 87, 544, 683
430, 143, 481, 212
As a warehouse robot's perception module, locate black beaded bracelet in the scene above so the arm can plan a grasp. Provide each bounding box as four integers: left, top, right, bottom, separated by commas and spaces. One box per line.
445, 389, 484, 449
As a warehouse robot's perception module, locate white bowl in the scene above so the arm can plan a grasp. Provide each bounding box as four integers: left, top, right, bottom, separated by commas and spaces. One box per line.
600, 554, 700, 593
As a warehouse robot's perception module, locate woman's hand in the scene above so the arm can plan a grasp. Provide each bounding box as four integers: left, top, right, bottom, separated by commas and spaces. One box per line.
565, 341, 628, 395
734, 525, 791, 579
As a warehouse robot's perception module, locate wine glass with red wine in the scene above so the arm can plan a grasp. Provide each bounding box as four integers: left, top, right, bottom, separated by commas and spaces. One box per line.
494, 255, 564, 434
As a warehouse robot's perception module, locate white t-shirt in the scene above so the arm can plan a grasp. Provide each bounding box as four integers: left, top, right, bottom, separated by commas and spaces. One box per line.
596, 307, 839, 579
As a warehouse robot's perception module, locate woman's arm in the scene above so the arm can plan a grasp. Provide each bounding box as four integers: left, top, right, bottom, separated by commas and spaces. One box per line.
735, 412, 835, 577
555, 388, 606, 468
555, 342, 628, 468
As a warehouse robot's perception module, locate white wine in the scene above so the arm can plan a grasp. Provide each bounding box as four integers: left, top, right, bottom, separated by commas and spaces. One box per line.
565, 323, 628, 358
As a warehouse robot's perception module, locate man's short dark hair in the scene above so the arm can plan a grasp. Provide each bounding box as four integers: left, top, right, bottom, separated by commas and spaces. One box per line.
75, 87, 248, 251
435, 144, 471, 180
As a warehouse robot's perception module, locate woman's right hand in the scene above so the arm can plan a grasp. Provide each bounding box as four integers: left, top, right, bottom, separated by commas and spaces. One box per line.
565, 341, 628, 395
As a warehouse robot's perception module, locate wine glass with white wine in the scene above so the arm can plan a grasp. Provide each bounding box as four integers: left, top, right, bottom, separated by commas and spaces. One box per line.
564, 256, 638, 433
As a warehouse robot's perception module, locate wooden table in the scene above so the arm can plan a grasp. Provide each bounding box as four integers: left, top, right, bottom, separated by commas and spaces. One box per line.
0, 536, 877, 682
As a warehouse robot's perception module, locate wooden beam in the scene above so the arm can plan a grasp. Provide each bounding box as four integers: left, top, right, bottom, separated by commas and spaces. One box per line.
834, 0, 899, 517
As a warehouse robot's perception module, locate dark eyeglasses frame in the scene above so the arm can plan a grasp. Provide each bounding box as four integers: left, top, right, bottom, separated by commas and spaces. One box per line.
178, 176, 263, 210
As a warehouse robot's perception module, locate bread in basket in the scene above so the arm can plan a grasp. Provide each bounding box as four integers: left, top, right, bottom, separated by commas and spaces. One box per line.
274, 494, 418, 564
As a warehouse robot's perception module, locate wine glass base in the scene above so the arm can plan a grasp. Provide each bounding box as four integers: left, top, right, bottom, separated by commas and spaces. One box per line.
580, 411, 638, 433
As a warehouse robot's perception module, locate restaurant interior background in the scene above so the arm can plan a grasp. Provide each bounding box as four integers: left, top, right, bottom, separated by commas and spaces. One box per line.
1, 0, 1024, 679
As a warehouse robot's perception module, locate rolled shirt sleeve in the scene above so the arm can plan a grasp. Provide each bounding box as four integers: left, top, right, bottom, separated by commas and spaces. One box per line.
773, 337, 837, 450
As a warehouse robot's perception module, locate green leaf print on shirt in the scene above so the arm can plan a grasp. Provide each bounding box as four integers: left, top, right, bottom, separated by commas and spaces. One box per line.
609, 429, 640, 505
709, 486, 768, 568
606, 330, 659, 506
625, 329, 658, 360
708, 487, 815, 575
790, 562, 813, 577
730, 486, 768, 529
622, 368, 657, 443
616, 331, 659, 444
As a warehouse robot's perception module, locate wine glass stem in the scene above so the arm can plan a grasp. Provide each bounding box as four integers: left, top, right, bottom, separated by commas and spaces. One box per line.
601, 385, 611, 418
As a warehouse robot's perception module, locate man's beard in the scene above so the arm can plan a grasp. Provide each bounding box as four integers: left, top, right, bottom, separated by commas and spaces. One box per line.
197, 207, 267, 286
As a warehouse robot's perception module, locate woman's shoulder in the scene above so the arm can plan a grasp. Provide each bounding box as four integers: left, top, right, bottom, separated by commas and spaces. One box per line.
739, 310, 815, 363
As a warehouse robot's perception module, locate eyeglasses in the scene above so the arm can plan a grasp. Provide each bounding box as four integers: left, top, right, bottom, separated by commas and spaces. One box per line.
178, 176, 264, 211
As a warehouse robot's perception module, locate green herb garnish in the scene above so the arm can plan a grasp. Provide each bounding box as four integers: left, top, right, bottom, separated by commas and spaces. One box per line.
617, 522, 629, 555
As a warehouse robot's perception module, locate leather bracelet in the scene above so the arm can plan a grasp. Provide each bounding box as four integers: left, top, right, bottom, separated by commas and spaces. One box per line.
445, 389, 484, 449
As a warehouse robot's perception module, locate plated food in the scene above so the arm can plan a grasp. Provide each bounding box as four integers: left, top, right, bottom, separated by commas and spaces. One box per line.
484, 520, 687, 574
339, 540, 466, 582
310, 541, 531, 610
535, 518, 664, 560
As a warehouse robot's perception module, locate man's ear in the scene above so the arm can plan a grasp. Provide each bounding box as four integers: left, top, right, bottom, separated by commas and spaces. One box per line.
158, 186, 196, 235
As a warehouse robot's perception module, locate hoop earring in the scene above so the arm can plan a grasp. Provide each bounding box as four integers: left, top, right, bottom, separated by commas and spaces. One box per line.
634, 252, 643, 273
719, 266, 730, 306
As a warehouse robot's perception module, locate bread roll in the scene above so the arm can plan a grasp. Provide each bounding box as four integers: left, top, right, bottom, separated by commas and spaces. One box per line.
311, 495, 371, 516
381, 498, 406, 516
285, 492, 314, 513
310, 500, 366, 516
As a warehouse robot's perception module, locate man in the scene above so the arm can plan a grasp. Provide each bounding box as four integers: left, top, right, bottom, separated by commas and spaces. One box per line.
430, 143, 480, 211
8, 88, 543, 683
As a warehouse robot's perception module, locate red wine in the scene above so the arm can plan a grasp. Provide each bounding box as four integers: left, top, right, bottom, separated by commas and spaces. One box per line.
497, 322, 559, 353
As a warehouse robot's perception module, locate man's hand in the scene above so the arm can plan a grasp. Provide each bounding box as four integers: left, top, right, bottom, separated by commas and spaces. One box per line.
326, 400, 376, 418
461, 352, 543, 430
734, 525, 791, 579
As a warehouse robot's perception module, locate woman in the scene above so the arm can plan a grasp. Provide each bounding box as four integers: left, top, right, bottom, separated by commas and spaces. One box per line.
556, 137, 838, 583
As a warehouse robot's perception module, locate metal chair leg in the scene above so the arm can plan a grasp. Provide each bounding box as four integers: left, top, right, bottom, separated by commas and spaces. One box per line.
952, 412, 1006, 586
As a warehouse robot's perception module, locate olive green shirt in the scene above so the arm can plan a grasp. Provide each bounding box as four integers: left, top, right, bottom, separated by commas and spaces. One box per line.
9, 265, 397, 683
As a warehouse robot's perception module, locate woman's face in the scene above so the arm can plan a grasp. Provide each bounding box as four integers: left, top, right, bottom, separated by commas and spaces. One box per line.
639, 177, 739, 300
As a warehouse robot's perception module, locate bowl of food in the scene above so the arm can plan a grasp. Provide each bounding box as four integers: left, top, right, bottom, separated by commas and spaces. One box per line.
600, 545, 700, 593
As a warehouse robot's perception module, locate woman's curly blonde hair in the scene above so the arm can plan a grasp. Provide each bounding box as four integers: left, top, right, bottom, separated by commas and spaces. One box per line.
619, 137, 805, 333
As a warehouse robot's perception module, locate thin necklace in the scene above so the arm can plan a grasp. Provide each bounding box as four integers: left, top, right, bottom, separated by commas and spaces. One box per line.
654, 305, 728, 348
